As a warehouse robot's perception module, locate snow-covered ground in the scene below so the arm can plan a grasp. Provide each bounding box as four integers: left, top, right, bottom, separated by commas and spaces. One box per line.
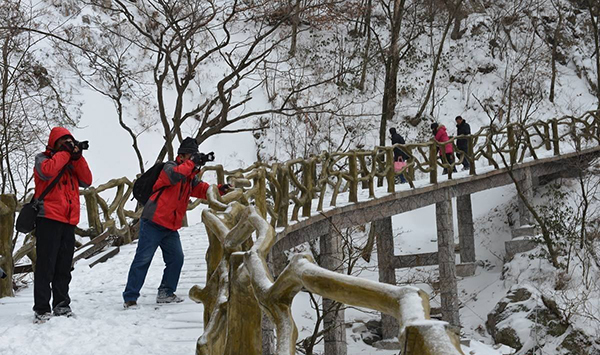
0, 183, 518, 355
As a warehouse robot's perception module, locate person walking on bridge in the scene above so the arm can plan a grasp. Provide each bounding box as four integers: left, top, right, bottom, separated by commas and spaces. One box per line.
455, 116, 471, 170
389, 128, 408, 184
122, 138, 230, 309
431, 123, 457, 175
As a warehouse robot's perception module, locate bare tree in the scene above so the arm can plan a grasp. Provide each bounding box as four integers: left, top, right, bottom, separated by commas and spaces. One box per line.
0, 0, 79, 198
585, 0, 600, 108
81, 0, 345, 165
55, 16, 152, 173
415, 0, 464, 120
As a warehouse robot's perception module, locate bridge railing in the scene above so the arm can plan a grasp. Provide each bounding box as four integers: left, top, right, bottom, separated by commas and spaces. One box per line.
13, 111, 596, 245
198, 110, 600, 229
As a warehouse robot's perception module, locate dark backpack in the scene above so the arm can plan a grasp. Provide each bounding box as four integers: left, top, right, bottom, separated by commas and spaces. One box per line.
132, 163, 165, 205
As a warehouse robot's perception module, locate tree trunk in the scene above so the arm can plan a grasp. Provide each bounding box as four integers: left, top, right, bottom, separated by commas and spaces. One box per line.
379, 0, 407, 146
587, 2, 600, 109
358, 0, 372, 91
549, 13, 562, 103
289, 0, 301, 56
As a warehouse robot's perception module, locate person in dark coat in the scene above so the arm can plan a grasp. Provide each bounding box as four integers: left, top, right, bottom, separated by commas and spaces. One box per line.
455, 116, 471, 170
389, 128, 408, 183
431, 123, 457, 175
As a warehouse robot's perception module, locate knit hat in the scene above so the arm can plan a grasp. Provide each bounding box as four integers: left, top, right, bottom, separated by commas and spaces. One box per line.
177, 137, 199, 155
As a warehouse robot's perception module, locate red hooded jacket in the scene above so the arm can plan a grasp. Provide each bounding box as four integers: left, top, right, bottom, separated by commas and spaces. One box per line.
34, 127, 93, 226
141, 158, 211, 231
434, 125, 454, 155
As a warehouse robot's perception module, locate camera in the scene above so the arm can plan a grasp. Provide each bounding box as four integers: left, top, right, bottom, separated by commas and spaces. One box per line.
0, 266, 6, 279
191, 151, 215, 167
199, 152, 215, 164
76, 140, 89, 151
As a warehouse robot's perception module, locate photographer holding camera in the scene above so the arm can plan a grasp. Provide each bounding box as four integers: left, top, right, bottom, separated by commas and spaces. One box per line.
32, 127, 92, 322
123, 137, 230, 309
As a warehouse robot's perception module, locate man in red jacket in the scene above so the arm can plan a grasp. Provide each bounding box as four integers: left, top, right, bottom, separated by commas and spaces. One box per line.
123, 137, 228, 309
33, 127, 93, 322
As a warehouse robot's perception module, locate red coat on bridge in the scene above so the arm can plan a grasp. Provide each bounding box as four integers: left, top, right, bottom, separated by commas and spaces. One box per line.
433, 125, 454, 155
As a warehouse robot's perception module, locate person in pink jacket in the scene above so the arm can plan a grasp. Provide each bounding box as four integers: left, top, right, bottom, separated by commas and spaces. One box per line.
431, 123, 457, 175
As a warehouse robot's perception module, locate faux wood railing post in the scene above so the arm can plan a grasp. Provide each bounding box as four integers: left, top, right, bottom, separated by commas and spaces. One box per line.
216, 167, 225, 185
373, 217, 399, 338
571, 120, 581, 151
320, 226, 347, 355
468, 136, 476, 175
486, 134, 495, 166
255, 168, 267, 219
302, 161, 313, 218
457, 194, 475, 263
276, 166, 289, 228
429, 143, 438, 184
405, 146, 415, 182
552, 119, 560, 156
385, 149, 395, 193
0, 194, 17, 298
544, 124, 552, 150
348, 153, 358, 203
436, 196, 460, 327
507, 125, 516, 165
84, 189, 103, 235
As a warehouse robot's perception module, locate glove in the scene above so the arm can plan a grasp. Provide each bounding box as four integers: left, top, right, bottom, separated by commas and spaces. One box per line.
71, 150, 82, 161
60, 141, 75, 153
190, 152, 204, 166
218, 184, 232, 195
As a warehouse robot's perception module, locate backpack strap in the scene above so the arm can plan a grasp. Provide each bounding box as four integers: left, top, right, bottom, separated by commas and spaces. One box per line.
38, 164, 69, 201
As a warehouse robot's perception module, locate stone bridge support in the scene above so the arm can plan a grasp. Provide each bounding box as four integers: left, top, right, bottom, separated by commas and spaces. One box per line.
373, 216, 399, 339
457, 194, 475, 263
436, 197, 460, 327
320, 225, 347, 355
518, 167, 534, 226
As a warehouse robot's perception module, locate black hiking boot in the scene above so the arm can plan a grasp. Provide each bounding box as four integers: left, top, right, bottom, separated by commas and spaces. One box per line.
34, 312, 52, 324
53, 306, 74, 317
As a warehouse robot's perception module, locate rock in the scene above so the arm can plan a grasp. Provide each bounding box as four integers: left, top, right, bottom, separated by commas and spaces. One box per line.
561, 329, 600, 355
372, 339, 401, 350
495, 327, 522, 350
486, 285, 600, 354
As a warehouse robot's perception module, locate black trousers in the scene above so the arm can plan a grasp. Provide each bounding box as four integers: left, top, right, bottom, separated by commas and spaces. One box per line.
33, 217, 75, 314
442, 152, 457, 175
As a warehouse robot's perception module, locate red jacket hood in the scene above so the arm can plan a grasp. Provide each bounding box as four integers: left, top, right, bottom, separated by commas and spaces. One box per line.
48, 127, 74, 150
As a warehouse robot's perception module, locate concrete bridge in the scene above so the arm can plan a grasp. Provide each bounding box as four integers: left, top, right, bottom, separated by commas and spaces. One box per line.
200, 111, 600, 354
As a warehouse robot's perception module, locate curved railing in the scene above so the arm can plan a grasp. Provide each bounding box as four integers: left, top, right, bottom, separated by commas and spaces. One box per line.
189, 186, 464, 355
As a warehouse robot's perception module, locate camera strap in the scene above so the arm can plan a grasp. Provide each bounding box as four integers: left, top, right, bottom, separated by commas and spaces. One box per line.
38, 165, 69, 201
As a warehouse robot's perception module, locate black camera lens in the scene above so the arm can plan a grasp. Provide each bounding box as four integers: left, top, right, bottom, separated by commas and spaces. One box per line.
77, 141, 89, 150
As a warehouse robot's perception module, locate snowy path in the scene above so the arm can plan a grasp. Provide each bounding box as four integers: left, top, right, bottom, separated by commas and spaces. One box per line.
0, 224, 208, 355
